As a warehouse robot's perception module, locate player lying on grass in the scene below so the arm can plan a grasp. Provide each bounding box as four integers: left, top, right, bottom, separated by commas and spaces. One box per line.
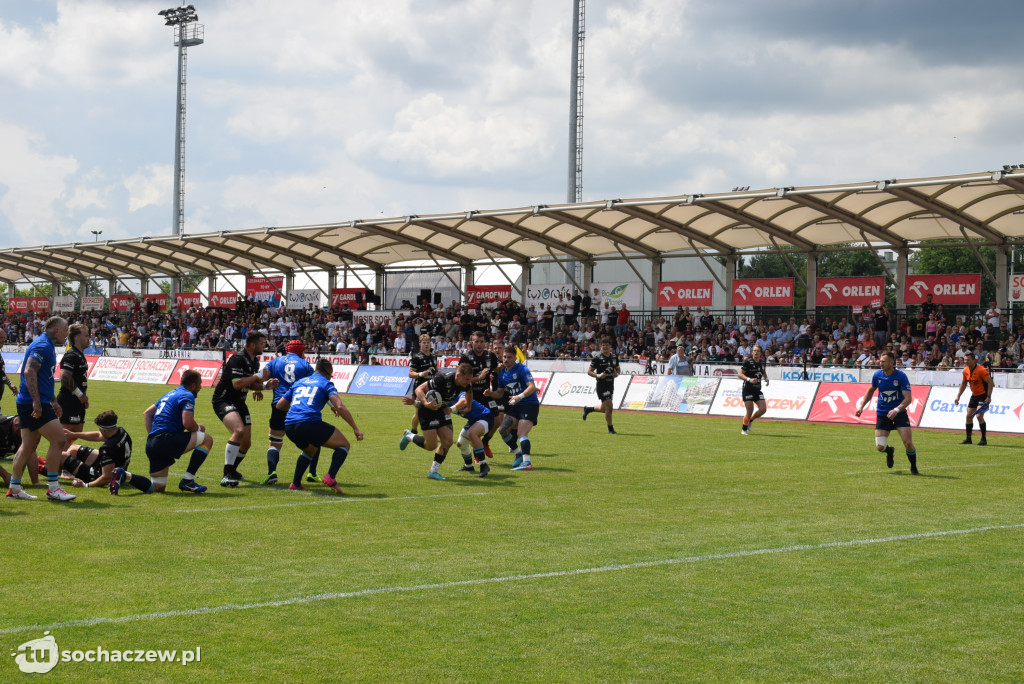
61, 410, 132, 490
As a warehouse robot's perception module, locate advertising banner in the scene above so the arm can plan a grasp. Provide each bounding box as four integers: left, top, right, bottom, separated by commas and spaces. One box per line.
539, 372, 630, 409
775, 367, 861, 384
707, 378, 816, 420
126, 358, 177, 384
9, 297, 29, 313
286, 288, 323, 310
526, 358, 647, 375
245, 276, 284, 307
174, 292, 202, 309
29, 297, 50, 313
693, 364, 742, 378
330, 288, 368, 309
347, 366, 412, 397
918, 386, 1024, 434
1012, 275, 1024, 302
530, 371, 552, 401
1, 352, 22, 374
352, 310, 398, 330
525, 284, 574, 309
143, 293, 169, 311
655, 280, 714, 308
466, 285, 512, 306
903, 274, 981, 305
592, 281, 643, 309
816, 277, 885, 306
88, 357, 136, 382
209, 292, 237, 310
110, 294, 135, 311
385, 269, 462, 310
168, 360, 222, 387
808, 382, 929, 426
731, 278, 794, 306
52, 296, 76, 313
82, 296, 105, 312
330, 364, 359, 393
620, 375, 719, 413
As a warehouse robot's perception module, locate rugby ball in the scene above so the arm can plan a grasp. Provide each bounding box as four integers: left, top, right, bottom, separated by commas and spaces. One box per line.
424, 389, 443, 407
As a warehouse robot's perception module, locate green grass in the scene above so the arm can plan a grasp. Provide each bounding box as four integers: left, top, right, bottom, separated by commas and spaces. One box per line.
1, 379, 1022, 682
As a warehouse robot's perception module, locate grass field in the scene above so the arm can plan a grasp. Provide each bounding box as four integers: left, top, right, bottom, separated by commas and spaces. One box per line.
1, 378, 1022, 682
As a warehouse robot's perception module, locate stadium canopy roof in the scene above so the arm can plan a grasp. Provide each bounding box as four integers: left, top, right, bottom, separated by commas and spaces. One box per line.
3, 168, 1024, 284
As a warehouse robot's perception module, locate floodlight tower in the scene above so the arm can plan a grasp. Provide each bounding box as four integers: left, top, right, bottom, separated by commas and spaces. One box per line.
158, 5, 204, 238
567, 0, 585, 204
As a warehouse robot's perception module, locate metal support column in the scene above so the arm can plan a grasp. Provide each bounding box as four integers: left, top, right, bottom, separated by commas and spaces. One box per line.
896, 249, 909, 311
806, 252, 818, 315
996, 246, 1008, 311
726, 255, 738, 316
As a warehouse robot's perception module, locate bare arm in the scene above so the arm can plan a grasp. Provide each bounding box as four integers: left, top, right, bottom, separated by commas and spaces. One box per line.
24, 358, 41, 405
954, 379, 968, 403
508, 381, 537, 405
181, 410, 200, 433
854, 386, 876, 417
67, 429, 104, 443
333, 399, 363, 441
144, 404, 156, 433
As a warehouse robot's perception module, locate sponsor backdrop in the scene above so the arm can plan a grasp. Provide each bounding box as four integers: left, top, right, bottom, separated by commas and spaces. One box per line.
808, 382, 929, 426
592, 281, 643, 309
126, 359, 177, 384
347, 366, 413, 397
286, 288, 323, 310
330, 288, 369, 309
902, 274, 981, 305
209, 292, 238, 309
329, 365, 358, 393
466, 285, 512, 306
917, 385, 1024, 433
731, 278, 794, 306
245, 277, 284, 307
525, 284, 574, 309
541, 372, 630, 409
1012, 274, 1024, 302
169, 360, 222, 387
88, 357, 136, 382
816, 277, 885, 307
110, 294, 135, 311
53, 296, 76, 313
143, 293, 169, 311
708, 379, 815, 420
81, 296, 105, 311
352, 310, 399, 330
656, 280, 714, 307
175, 292, 202, 309
621, 375, 719, 413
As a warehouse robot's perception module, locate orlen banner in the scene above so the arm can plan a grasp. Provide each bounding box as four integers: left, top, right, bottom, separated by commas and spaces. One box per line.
88, 357, 136, 382
918, 386, 1024, 434
731, 278, 794, 306
110, 294, 136, 311
808, 382, 929, 426
175, 292, 202, 309
245, 276, 284, 307
8, 297, 29, 313
209, 292, 237, 310
817, 277, 885, 307
708, 378, 815, 420
286, 289, 322, 310
466, 285, 512, 306
30, 297, 50, 313
540, 372, 629, 409
903, 274, 981, 305
168, 360, 222, 387
330, 288, 368, 309
656, 280, 714, 307
143, 293, 169, 311
53, 296, 76, 313
347, 366, 412, 397
126, 358, 177, 384
592, 281, 643, 309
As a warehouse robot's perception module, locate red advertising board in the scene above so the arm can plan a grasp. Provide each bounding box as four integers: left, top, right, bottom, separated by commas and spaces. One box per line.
656, 280, 714, 307
816, 277, 885, 306
245, 277, 283, 307
175, 292, 202, 309
143, 293, 169, 311
731, 278, 794, 306
903, 274, 981, 305
209, 291, 238, 310
110, 294, 136, 311
808, 382, 929, 426
330, 288, 368, 309
466, 285, 512, 306
9, 297, 29, 312
168, 359, 222, 387
29, 297, 50, 313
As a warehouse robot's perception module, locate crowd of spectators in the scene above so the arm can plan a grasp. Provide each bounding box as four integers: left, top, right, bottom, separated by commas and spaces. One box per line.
2, 291, 1022, 372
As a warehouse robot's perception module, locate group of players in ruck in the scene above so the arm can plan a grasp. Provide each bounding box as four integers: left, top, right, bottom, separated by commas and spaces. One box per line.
1, 317, 624, 501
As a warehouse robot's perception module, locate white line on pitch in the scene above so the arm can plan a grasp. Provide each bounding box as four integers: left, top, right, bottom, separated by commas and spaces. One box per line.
843, 463, 1002, 475
2, 521, 1020, 637
173, 491, 487, 514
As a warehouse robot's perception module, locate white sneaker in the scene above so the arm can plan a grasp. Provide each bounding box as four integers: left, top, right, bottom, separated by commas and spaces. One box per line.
46, 487, 76, 501
740, 428, 750, 436
6, 489, 38, 500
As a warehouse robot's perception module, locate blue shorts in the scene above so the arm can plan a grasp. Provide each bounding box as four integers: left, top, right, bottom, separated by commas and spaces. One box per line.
285, 420, 336, 450
16, 402, 59, 433
464, 413, 495, 434
508, 402, 540, 425
269, 406, 288, 431
875, 411, 911, 432
146, 432, 194, 473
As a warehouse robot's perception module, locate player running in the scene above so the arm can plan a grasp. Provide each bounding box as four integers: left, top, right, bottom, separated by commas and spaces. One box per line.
212, 330, 278, 486
57, 324, 91, 443
460, 332, 499, 444
408, 333, 438, 436
399, 361, 479, 479
497, 346, 540, 471
61, 410, 132, 490
262, 340, 315, 484
6, 316, 75, 501
480, 338, 509, 459
738, 345, 770, 435
855, 350, 919, 474
276, 358, 363, 494
582, 337, 620, 434
955, 351, 994, 446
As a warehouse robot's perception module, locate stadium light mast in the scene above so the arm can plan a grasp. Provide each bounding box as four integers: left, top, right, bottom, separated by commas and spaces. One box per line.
565, 0, 585, 287
158, 5, 204, 238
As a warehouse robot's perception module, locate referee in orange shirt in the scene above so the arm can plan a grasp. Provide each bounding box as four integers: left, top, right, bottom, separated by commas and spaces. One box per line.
954, 351, 994, 445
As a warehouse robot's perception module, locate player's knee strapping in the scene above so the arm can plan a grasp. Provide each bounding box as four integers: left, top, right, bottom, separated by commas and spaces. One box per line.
875, 435, 888, 448
62, 455, 89, 479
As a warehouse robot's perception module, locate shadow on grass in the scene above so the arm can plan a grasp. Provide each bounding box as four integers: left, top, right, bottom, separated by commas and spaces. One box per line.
445, 474, 519, 488
893, 471, 959, 480
62, 499, 114, 509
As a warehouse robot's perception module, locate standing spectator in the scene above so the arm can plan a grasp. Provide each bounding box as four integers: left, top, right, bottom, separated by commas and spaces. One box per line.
985, 300, 1001, 328
615, 303, 630, 338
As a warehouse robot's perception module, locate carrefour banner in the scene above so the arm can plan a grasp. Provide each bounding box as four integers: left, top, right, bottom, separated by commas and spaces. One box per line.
620, 375, 719, 414
286, 289, 323, 310
540, 372, 630, 408
808, 382, 929, 426
245, 276, 284, 307
918, 386, 1024, 433
592, 281, 643, 309
347, 365, 412, 397
707, 378, 816, 420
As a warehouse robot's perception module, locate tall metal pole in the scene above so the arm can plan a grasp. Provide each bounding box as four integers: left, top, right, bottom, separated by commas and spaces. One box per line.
172, 36, 186, 237
567, 0, 584, 204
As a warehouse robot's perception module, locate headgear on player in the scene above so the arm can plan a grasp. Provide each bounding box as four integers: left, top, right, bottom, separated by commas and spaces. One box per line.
286, 340, 306, 356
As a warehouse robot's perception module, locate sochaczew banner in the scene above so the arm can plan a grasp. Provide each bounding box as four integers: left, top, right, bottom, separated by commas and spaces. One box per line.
656, 281, 714, 307
707, 378, 815, 420
808, 382, 929, 426
81, 296, 105, 311
126, 358, 177, 384
209, 292, 237, 309
1012, 275, 1024, 302
917, 386, 1024, 434
540, 372, 630, 409
175, 292, 202, 309
731, 278, 794, 306
466, 285, 512, 306
88, 357, 136, 382
816, 277, 885, 307
245, 276, 283, 307
903, 274, 981, 305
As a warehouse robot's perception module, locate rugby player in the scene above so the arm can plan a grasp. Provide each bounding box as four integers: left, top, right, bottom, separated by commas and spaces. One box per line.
855, 350, 919, 474
582, 337, 620, 434
738, 345, 769, 435
61, 410, 132, 490
954, 351, 994, 445
451, 392, 493, 479
480, 338, 509, 459
497, 346, 540, 471
262, 340, 314, 484
408, 333, 438, 436
57, 324, 91, 442
399, 361, 479, 478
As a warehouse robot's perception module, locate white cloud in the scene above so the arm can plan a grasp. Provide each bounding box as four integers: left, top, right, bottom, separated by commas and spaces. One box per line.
0, 121, 78, 244
124, 163, 171, 212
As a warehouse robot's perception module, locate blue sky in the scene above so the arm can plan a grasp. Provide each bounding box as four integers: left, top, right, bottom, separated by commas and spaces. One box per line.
1, 0, 1022, 251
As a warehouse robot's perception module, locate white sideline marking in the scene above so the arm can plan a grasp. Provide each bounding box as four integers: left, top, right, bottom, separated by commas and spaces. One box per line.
843, 463, 1002, 475
1, 522, 1020, 637
173, 491, 486, 514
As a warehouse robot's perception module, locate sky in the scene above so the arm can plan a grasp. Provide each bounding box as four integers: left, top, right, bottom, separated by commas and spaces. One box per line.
1, 0, 1023, 254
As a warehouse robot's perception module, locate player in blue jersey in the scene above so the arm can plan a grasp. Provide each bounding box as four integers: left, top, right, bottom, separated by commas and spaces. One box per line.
276, 358, 364, 494
6, 316, 75, 501
855, 350, 919, 475
112, 370, 215, 494
451, 393, 493, 479
495, 347, 540, 471
262, 340, 316, 485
